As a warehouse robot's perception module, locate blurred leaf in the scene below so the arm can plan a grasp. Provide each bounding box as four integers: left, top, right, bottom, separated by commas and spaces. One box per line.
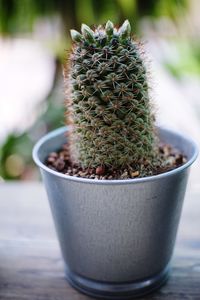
92, 0, 119, 24
75, 0, 95, 26
164, 39, 200, 77
0, 133, 33, 179
117, 0, 137, 19
155, 0, 188, 20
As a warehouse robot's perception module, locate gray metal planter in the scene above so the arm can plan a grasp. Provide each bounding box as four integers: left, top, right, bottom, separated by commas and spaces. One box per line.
33, 126, 198, 299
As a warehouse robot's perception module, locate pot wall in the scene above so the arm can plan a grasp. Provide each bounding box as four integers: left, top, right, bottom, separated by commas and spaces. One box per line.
42, 168, 188, 282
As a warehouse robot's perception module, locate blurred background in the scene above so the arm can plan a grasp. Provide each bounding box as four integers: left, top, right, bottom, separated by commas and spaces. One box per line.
0, 0, 200, 181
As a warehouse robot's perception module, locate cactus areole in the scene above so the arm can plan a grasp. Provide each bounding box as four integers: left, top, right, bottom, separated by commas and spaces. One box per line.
64, 20, 159, 175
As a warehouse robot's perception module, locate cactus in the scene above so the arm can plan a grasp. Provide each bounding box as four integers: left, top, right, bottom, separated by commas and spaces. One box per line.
64, 20, 160, 175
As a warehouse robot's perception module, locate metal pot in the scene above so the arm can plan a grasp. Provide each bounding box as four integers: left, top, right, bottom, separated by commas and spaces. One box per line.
33, 126, 198, 299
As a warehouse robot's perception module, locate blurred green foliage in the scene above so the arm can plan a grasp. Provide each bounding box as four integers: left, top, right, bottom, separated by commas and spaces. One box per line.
0, 0, 192, 180
165, 40, 200, 78
0, 0, 188, 34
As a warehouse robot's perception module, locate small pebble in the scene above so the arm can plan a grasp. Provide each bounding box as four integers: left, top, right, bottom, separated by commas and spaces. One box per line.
54, 159, 65, 171
49, 152, 58, 158
131, 171, 140, 177
87, 168, 95, 175
175, 155, 183, 165
96, 166, 105, 175
121, 171, 128, 179
47, 157, 56, 163
163, 145, 171, 156
79, 171, 87, 177
143, 160, 149, 166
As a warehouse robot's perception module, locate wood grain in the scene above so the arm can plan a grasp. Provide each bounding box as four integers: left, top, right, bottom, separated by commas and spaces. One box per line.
0, 182, 199, 299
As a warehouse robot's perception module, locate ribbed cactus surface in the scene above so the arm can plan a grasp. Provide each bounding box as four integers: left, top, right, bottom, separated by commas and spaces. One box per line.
64, 20, 159, 172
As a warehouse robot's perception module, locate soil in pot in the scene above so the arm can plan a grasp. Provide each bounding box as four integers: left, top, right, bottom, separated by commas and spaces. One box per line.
45, 142, 187, 180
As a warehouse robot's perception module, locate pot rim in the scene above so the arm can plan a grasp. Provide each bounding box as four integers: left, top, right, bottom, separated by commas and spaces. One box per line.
33, 126, 198, 185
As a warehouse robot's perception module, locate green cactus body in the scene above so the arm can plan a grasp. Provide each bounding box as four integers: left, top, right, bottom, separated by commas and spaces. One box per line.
64, 20, 159, 173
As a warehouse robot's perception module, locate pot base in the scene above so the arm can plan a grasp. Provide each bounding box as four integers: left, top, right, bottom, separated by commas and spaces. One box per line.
65, 265, 170, 299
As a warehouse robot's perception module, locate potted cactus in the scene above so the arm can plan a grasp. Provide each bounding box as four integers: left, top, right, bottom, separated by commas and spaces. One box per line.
33, 20, 198, 299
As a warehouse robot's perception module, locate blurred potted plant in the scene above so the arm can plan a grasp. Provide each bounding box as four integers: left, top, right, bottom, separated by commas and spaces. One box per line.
33, 20, 198, 299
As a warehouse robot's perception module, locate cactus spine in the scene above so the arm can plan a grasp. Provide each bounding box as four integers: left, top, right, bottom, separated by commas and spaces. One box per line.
64, 20, 159, 174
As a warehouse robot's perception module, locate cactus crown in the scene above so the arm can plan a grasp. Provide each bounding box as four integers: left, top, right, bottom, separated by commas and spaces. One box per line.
64, 20, 159, 175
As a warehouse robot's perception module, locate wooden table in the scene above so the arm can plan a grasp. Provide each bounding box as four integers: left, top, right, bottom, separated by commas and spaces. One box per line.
0, 182, 199, 300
